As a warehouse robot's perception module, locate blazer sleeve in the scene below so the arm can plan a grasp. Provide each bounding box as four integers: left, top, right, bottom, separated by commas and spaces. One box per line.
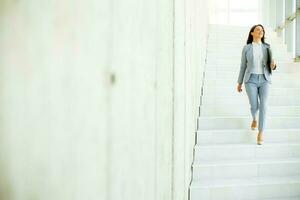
237, 45, 247, 84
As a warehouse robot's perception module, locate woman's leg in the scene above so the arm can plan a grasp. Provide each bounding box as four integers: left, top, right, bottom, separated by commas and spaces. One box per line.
245, 82, 259, 122
258, 82, 270, 132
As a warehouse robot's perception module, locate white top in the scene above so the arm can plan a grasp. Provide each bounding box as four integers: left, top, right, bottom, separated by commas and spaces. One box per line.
252, 41, 264, 74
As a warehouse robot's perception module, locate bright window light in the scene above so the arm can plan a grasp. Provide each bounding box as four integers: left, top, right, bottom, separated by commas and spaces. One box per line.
209, 0, 261, 25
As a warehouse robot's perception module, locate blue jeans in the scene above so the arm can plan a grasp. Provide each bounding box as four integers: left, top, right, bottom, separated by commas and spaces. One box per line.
245, 74, 270, 132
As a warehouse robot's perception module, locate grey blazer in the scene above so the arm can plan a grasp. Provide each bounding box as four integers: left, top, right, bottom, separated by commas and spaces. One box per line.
237, 43, 273, 84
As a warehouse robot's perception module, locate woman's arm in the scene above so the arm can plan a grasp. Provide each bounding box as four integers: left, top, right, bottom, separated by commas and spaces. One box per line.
237, 45, 247, 85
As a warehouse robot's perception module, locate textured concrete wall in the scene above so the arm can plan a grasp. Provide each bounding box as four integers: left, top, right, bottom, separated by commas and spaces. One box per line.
173, 0, 209, 199
0, 0, 208, 199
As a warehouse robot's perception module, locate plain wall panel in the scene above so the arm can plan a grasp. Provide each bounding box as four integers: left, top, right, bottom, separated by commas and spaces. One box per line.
0, 0, 209, 199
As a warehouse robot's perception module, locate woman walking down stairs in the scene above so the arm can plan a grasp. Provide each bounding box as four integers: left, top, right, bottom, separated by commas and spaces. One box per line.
189, 24, 300, 200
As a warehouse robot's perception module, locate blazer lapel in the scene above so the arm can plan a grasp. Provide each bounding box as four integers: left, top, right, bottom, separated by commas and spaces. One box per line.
249, 44, 254, 64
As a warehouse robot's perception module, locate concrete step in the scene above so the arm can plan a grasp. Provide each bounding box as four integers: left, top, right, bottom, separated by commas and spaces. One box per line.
205, 70, 300, 79
207, 48, 291, 55
208, 33, 279, 39
208, 37, 283, 44
207, 43, 288, 51
207, 41, 286, 48
262, 197, 300, 200
208, 31, 278, 39
197, 117, 300, 130
192, 158, 300, 180
208, 31, 281, 38
207, 38, 285, 44
202, 86, 300, 97
206, 58, 293, 65
196, 129, 300, 144
209, 26, 277, 34
206, 56, 293, 63
204, 78, 300, 88
194, 142, 300, 161
207, 37, 281, 44
200, 105, 300, 117
206, 49, 290, 56
207, 37, 284, 43
207, 46, 287, 56
201, 95, 300, 106
209, 24, 277, 33
207, 50, 292, 57
206, 60, 294, 68
205, 65, 296, 73
206, 50, 291, 61
206, 52, 293, 61
190, 176, 300, 200
208, 25, 278, 37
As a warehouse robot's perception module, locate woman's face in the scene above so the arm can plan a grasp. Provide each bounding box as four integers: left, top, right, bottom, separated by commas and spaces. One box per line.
251, 26, 264, 39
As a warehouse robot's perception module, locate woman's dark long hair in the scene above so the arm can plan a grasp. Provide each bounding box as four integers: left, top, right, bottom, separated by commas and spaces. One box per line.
246, 24, 266, 44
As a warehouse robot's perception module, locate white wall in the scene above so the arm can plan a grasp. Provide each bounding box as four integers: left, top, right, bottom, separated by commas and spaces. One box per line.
173, 0, 209, 199
0, 0, 209, 200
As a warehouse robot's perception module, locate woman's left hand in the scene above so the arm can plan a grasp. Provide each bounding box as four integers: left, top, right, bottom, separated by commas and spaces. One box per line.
271, 59, 276, 70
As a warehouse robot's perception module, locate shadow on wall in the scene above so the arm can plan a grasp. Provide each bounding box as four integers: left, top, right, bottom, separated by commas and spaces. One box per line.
0, 158, 13, 200
0, 63, 13, 200
0, 0, 17, 199
0, 0, 14, 17
0, 82, 13, 199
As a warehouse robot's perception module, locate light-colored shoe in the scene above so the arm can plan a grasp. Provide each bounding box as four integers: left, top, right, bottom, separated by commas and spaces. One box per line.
257, 132, 263, 145
251, 120, 257, 130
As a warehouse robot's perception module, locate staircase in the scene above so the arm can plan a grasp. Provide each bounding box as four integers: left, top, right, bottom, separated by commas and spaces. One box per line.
189, 24, 300, 200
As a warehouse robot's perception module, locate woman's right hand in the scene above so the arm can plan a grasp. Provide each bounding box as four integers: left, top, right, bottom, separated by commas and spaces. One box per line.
237, 84, 243, 92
